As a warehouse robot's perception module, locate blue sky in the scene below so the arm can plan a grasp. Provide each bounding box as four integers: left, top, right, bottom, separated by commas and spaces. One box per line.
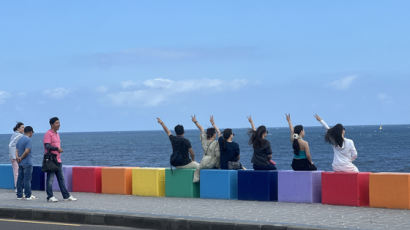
0, 1, 409, 133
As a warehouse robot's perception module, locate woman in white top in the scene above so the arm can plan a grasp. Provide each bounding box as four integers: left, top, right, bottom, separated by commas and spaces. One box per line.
8, 122, 25, 189
315, 114, 359, 172
192, 115, 221, 182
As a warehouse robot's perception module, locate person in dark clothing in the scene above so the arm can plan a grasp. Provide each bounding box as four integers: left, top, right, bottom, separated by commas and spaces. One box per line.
248, 116, 277, 170
157, 117, 199, 170
218, 129, 245, 170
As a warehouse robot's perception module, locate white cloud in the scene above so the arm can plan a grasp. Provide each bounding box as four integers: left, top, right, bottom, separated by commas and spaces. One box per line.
96, 86, 109, 93
378, 93, 393, 104
43, 88, 71, 99
107, 78, 248, 107
0, 90, 10, 104
330, 75, 358, 90
121, 80, 138, 89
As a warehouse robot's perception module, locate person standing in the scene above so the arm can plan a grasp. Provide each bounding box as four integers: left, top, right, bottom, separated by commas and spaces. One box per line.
9, 122, 24, 190
16, 126, 36, 200
44, 117, 77, 202
191, 115, 221, 182
157, 118, 200, 170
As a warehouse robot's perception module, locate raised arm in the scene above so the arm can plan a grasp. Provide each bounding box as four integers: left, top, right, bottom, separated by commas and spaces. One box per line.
314, 114, 330, 130
191, 115, 204, 133
247, 116, 256, 131
157, 118, 171, 136
210, 115, 221, 137
286, 114, 294, 141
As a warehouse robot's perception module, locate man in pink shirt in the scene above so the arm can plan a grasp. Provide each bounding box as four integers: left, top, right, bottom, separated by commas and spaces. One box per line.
44, 117, 77, 202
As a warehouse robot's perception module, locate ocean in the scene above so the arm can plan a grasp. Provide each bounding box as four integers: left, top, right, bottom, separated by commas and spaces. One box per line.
1, 125, 409, 172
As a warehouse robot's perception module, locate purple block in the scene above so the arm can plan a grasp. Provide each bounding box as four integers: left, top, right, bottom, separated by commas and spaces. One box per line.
278, 170, 322, 203
44, 165, 74, 192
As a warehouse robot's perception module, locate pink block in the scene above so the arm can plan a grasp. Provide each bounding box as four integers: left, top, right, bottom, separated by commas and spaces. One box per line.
72, 166, 103, 193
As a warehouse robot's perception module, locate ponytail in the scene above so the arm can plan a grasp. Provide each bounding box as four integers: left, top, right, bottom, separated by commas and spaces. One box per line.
293, 138, 300, 155
13, 122, 24, 132
292, 125, 303, 155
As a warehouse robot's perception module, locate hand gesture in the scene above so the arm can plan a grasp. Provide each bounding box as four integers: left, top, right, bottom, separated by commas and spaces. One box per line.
58, 147, 64, 153
247, 116, 253, 124
210, 115, 215, 125
314, 114, 322, 121
157, 117, 163, 124
191, 115, 198, 123
285, 113, 291, 122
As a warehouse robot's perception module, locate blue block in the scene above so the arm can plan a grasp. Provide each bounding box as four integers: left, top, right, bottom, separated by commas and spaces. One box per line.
0, 164, 14, 189
200, 170, 238, 199
32, 166, 45, 191
238, 170, 278, 201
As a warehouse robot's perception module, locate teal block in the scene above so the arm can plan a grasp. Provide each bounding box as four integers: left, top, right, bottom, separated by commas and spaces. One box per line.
165, 168, 199, 198
0, 164, 14, 189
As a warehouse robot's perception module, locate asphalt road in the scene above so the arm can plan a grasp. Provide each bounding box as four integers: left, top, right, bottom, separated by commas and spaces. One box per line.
0, 218, 150, 230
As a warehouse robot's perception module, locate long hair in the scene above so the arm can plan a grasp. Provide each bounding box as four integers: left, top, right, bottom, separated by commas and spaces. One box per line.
293, 125, 303, 155
206, 127, 216, 140
13, 122, 24, 132
325, 124, 345, 148
248, 125, 267, 149
221, 129, 233, 151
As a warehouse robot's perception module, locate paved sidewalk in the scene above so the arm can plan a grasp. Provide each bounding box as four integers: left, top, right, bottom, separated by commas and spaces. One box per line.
0, 189, 409, 230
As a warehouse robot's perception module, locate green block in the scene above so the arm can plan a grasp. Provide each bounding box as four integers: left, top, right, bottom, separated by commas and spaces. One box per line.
165, 168, 199, 198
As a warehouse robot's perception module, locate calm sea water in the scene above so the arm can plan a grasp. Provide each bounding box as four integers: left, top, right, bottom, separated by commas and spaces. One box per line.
1, 125, 409, 172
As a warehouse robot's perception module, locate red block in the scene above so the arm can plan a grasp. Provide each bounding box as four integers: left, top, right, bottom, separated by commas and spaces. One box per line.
72, 166, 103, 193
322, 172, 370, 206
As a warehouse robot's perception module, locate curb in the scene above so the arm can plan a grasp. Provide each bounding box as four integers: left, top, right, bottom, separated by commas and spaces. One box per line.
0, 207, 342, 230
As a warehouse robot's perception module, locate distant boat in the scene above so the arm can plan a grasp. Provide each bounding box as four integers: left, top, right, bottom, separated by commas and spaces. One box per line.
379, 125, 383, 131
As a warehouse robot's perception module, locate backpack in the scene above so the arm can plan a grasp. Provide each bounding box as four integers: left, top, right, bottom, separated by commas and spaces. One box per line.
170, 152, 184, 167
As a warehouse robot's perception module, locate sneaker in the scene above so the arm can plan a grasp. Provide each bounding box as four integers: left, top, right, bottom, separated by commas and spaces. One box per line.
17, 197, 24, 200
25, 195, 37, 200
47, 196, 58, 202
64, 196, 77, 201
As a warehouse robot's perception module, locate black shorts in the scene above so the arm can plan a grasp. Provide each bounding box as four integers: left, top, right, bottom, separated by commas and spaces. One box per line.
253, 162, 277, 170
291, 158, 317, 171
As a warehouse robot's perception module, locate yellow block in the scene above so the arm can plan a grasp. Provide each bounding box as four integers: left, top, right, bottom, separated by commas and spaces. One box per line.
369, 173, 410, 209
132, 168, 165, 197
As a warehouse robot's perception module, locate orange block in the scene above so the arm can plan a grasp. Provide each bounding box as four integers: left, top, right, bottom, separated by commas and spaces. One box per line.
101, 167, 133, 195
370, 173, 410, 209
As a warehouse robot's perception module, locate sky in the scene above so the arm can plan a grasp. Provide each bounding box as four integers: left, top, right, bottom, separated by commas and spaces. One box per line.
1, 0, 409, 133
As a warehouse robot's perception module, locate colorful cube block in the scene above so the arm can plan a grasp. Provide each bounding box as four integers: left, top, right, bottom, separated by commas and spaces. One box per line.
0, 164, 14, 189
31, 165, 45, 191
238, 170, 278, 201
200, 169, 238, 200
322, 172, 370, 206
370, 173, 410, 209
165, 168, 199, 198
132, 168, 165, 197
72, 166, 103, 193
45, 165, 74, 192
101, 167, 133, 195
278, 170, 322, 203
